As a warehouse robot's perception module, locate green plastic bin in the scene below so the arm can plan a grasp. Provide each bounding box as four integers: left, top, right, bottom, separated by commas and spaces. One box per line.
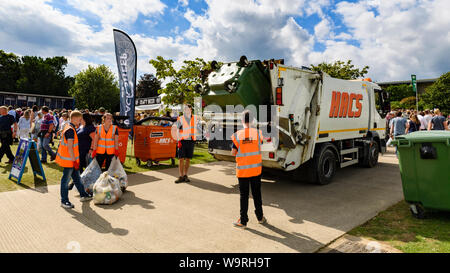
202, 60, 272, 109
393, 131, 450, 218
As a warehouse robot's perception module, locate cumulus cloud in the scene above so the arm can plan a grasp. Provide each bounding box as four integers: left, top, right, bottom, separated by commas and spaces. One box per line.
332, 0, 450, 80
0, 0, 448, 82
67, 0, 166, 25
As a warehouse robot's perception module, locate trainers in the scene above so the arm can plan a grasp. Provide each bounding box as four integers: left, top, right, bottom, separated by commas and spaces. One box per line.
258, 216, 267, 224
233, 218, 247, 229
183, 175, 190, 182
175, 176, 185, 183
61, 201, 74, 209
80, 196, 92, 202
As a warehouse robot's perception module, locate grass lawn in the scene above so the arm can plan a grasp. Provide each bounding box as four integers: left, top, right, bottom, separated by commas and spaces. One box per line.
349, 200, 450, 253
0, 140, 215, 193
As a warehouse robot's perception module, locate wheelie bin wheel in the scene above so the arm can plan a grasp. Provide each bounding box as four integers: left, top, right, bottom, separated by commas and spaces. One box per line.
147, 161, 153, 167
136, 158, 141, 166
410, 203, 426, 219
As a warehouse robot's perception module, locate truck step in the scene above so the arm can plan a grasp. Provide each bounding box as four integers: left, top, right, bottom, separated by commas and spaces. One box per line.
341, 159, 359, 168
340, 148, 358, 155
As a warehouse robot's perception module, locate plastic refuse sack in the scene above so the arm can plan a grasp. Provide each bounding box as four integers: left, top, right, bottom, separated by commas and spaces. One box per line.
107, 156, 128, 192
93, 172, 122, 205
80, 158, 102, 195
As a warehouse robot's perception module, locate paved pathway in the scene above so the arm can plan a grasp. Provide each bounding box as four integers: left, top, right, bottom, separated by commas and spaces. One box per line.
0, 150, 403, 253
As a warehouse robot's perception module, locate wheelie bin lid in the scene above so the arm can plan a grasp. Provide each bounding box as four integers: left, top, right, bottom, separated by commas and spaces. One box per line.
393, 131, 450, 144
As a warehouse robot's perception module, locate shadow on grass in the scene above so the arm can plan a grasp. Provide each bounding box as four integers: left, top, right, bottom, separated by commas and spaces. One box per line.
17, 175, 49, 193
350, 201, 450, 249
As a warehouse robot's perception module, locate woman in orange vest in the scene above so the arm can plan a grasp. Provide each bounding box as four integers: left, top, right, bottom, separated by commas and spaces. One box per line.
231, 110, 266, 228
91, 113, 119, 171
172, 104, 200, 183
55, 111, 92, 209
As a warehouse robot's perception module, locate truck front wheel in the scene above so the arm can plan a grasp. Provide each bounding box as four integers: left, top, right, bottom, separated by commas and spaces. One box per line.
310, 148, 337, 185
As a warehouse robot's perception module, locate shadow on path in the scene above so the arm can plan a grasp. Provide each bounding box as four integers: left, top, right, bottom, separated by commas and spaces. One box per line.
99, 190, 155, 210
246, 222, 322, 252
66, 202, 129, 236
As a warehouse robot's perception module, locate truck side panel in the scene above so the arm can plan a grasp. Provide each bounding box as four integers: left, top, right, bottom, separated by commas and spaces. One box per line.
317, 76, 372, 143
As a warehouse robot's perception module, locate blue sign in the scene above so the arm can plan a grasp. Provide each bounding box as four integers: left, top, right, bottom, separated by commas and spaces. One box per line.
9, 138, 46, 184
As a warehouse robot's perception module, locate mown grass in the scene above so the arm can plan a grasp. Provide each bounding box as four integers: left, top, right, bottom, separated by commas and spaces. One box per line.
349, 200, 450, 253
0, 140, 215, 193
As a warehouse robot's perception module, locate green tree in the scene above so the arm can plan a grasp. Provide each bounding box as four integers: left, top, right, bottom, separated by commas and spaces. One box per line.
136, 73, 161, 98
311, 60, 369, 80
0, 50, 21, 92
16, 55, 73, 96
69, 65, 120, 111
149, 56, 213, 105
421, 71, 450, 113
385, 84, 415, 102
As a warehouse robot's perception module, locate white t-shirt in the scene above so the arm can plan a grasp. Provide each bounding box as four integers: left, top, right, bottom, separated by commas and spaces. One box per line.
422, 114, 432, 129
417, 115, 425, 130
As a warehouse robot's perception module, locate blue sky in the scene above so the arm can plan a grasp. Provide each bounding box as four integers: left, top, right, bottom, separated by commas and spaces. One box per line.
0, 0, 448, 82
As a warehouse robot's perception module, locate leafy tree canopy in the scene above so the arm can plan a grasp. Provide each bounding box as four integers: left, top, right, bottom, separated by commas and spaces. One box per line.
421, 71, 450, 113
136, 73, 161, 98
69, 65, 120, 111
0, 50, 73, 96
149, 56, 213, 105
385, 84, 415, 102
311, 60, 369, 80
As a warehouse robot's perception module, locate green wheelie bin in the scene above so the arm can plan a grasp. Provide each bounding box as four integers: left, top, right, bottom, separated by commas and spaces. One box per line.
393, 131, 450, 218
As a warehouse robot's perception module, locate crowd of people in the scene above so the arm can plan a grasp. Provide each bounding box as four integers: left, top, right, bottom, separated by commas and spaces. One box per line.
387, 108, 449, 154
0, 105, 119, 168
387, 108, 449, 138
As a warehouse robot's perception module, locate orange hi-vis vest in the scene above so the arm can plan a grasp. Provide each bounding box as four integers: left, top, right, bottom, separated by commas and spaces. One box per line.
231, 127, 263, 178
96, 124, 117, 154
55, 123, 79, 168
178, 115, 199, 141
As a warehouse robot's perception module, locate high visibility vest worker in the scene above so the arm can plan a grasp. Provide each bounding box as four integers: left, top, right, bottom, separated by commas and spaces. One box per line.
96, 124, 117, 154
55, 124, 80, 168
231, 128, 263, 178
178, 115, 198, 141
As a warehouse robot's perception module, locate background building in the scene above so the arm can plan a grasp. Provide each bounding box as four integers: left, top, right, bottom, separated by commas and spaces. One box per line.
377, 78, 437, 95
0, 91, 75, 109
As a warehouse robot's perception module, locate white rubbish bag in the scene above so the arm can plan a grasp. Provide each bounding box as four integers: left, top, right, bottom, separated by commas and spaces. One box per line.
80, 158, 102, 195
93, 172, 122, 205
107, 156, 128, 192
386, 137, 393, 147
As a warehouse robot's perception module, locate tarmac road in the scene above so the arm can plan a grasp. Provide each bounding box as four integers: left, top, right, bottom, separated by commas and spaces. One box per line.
0, 149, 403, 253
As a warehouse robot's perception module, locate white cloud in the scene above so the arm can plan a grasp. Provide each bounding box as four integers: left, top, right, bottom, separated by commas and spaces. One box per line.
178, 0, 189, 7
0, 0, 448, 83
314, 18, 331, 41
332, 0, 450, 81
67, 0, 166, 26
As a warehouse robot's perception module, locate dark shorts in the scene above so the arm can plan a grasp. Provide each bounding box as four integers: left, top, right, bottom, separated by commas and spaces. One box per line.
178, 140, 194, 159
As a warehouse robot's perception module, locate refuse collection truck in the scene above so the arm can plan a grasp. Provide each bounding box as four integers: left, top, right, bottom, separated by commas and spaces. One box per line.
197, 56, 391, 185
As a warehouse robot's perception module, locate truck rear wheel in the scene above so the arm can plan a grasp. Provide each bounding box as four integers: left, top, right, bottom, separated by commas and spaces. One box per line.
310, 147, 337, 185
362, 141, 379, 168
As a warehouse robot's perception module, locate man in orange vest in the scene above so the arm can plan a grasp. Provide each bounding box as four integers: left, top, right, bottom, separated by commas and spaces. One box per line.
231, 110, 266, 228
173, 104, 201, 183
55, 111, 92, 209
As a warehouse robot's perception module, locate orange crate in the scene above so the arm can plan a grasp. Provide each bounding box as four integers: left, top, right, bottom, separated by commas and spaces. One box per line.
133, 125, 176, 164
